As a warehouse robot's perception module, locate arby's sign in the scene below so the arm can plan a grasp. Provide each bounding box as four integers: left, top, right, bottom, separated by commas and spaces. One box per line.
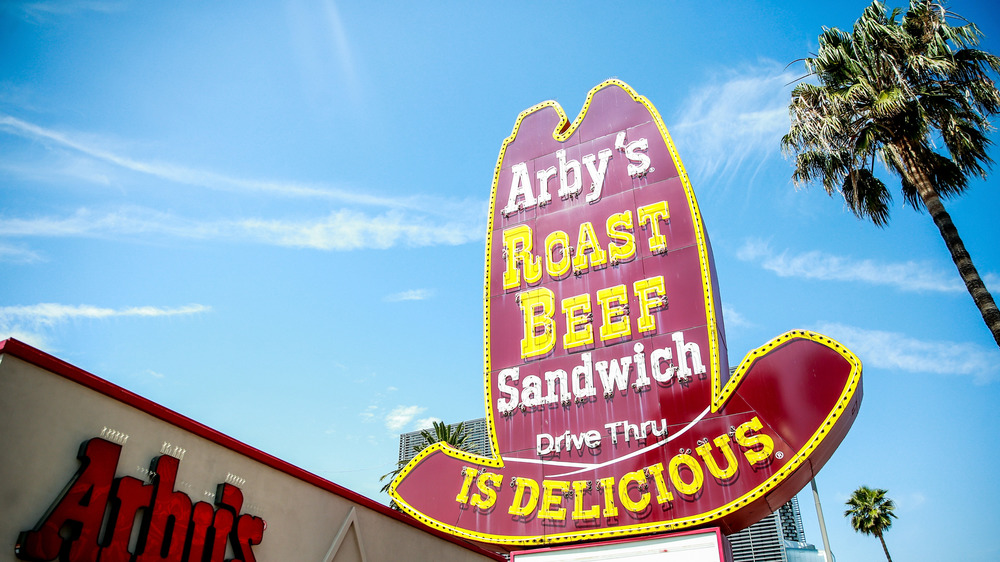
15, 439, 264, 562
390, 80, 862, 546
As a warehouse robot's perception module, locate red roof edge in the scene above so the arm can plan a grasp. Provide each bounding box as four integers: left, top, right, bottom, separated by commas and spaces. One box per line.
0, 338, 506, 561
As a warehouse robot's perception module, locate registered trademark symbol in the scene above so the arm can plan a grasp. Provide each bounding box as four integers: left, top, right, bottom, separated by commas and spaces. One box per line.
775, 451, 784, 459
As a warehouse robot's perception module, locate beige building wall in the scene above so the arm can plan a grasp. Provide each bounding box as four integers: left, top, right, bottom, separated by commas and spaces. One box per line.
0, 340, 503, 562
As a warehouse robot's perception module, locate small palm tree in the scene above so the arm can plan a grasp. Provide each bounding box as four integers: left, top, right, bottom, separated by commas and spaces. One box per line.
783, 0, 1000, 346
379, 420, 472, 498
844, 485, 898, 561
418, 420, 471, 451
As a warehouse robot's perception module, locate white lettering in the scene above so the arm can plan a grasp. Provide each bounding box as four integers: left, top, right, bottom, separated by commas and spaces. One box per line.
503, 162, 536, 215
497, 367, 519, 414
536, 166, 555, 206
502, 131, 647, 212
522, 374, 544, 407
571, 353, 596, 399
557, 149, 582, 199
536, 429, 603, 455
498, 332, 704, 415
544, 369, 571, 405
583, 149, 613, 203
605, 418, 668, 446
632, 342, 650, 390
673, 331, 706, 381
537, 433, 554, 455
625, 137, 650, 177
595, 356, 632, 397
650, 346, 674, 382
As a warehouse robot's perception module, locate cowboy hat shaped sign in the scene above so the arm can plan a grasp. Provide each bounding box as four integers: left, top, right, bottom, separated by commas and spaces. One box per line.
390, 80, 862, 546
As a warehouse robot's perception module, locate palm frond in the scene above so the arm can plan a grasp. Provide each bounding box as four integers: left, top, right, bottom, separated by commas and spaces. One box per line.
784, 0, 999, 227
842, 168, 892, 226
844, 485, 897, 538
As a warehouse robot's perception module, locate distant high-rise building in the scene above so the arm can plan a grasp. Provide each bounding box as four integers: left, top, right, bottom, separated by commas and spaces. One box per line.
398, 417, 492, 464
727, 496, 826, 562
784, 540, 829, 562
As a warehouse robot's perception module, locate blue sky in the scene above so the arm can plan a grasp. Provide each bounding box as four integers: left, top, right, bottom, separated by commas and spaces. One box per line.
2, 1, 999, 560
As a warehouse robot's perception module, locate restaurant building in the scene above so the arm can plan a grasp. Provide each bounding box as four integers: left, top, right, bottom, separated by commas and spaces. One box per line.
0, 338, 505, 562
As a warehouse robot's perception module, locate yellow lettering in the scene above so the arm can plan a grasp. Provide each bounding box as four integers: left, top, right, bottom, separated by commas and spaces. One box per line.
538, 480, 569, 520
633, 276, 666, 333
562, 294, 593, 349
455, 466, 477, 504
470, 472, 502, 510
508, 477, 540, 517
606, 211, 635, 263
572, 221, 607, 273
544, 230, 571, 279
597, 284, 630, 341
519, 288, 556, 359
599, 476, 618, 518
618, 470, 651, 513
637, 201, 669, 254
668, 453, 704, 496
645, 463, 674, 505
503, 225, 542, 290
571, 480, 599, 520
735, 416, 775, 465
696, 435, 740, 481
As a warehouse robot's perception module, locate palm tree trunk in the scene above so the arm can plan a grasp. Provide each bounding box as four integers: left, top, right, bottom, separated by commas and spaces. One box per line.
898, 141, 1000, 347
877, 531, 892, 562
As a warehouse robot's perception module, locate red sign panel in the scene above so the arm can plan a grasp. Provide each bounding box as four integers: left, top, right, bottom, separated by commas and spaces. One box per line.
390, 80, 862, 546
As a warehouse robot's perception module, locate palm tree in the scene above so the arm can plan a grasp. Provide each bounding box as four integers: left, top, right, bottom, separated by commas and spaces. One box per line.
844, 486, 898, 561
379, 420, 472, 497
782, 0, 1000, 346
418, 420, 471, 451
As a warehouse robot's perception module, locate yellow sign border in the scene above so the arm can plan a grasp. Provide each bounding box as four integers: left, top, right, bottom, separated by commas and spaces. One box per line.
389, 80, 862, 546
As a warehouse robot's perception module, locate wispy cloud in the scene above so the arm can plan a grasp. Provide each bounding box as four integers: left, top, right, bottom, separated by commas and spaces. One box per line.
13, 1, 126, 21
0, 114, 480, 216
0, 303, 211, 328
722, 304, 753, 328
0, 302, 211, 351
413, 417, 440, 430
737, 239, 995, 293
0, 328, 49, 350
322, 0, 357, 93
816, 322, 1000, 384
359, 404, 379, 422
0, 115, 487, 251
0, 206, 482, 250
384, 289, 433, 302
0, 152, 116, 186
384, 405, 426, 432
0, 242, 43, 264
896, 491, 927, 512
237, 212, 476, 249
286, 0, 363, 106
670, 61, 794, 187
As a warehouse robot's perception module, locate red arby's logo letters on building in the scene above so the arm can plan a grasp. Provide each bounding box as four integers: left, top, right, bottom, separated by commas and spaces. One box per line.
15, 438, 264, 562
389, 80, 862, 546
